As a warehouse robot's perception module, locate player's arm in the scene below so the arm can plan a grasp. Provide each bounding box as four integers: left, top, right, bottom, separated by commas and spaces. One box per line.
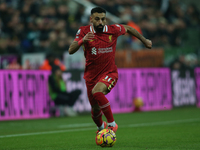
122, 25, 152, 49
68, 32, 95, 55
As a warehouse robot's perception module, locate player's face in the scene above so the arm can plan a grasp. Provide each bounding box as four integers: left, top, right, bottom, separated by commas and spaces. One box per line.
90, 12, 106, 32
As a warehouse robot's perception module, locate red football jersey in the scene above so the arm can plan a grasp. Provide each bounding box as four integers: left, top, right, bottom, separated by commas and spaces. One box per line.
74, 24, 126, 82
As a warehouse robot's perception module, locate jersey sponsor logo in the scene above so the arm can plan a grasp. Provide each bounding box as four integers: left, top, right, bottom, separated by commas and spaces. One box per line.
98, 47, 113, 54
91, 47, 97, 55
76, 29, 81, 35
76, 36, 79, 38
91, 47, 113, 55
109, 35, 112, 43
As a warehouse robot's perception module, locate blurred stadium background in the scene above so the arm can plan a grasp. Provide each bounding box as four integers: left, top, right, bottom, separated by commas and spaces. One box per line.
0, 0, 200, 119
0, 0, 200, 149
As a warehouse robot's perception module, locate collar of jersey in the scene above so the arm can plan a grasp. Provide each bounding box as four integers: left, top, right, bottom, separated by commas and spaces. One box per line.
90, 25, 108, 33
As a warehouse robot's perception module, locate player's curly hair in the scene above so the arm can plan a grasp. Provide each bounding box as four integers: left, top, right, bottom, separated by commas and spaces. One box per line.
91, 7, 106, 15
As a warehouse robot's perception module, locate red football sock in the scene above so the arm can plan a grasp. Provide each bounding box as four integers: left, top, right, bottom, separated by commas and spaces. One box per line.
93, 92, 114, 123
91, 109, 103, 127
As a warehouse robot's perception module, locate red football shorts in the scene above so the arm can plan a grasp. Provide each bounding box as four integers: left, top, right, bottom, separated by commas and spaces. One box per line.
86, 72, 118, 106
99, 72, 118, 91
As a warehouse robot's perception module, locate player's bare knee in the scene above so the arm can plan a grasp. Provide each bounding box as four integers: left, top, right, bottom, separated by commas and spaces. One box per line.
103, 90, 109, 95
92, 87, 108, 95
92, 89, 108, 95
92, 88, 102, 95
91, 89, 96, 95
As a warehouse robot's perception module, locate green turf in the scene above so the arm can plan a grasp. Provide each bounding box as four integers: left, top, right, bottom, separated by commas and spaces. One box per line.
0, 107, 200, 150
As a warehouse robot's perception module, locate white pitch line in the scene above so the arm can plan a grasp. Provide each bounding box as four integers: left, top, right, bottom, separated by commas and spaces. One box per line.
0, 118, 199, 138
126, 118, 200, 127
0, 128, 96, 138
58, 123, 94, 128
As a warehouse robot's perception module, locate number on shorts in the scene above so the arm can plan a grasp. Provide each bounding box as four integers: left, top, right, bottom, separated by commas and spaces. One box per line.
104, 76, 112, 82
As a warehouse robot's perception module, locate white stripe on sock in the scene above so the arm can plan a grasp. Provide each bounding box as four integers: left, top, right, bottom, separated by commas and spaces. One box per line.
97, 122, 105, 131
108, 121, 116, 127
99, 102, 110, 109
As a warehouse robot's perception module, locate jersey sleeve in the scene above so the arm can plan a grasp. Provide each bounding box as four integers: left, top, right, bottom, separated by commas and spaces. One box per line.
74, 27, 85, 42
113, 24, 126, 37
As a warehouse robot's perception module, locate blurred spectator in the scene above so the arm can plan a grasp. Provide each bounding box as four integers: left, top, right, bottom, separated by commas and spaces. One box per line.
185, 4, 200, 28
169, 53, 199, 70
184, 53, 199, 69
0, 38, 8, 54
39, 53, 66, 71
0, 0, 199, 58
48, 65, 81, 117
22, 59, 32, 69
57, 4, 70, 20
5, 58, 21, 69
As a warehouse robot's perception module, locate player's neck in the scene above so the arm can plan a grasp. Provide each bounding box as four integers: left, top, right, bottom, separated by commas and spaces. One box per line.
91, 24, 107, 33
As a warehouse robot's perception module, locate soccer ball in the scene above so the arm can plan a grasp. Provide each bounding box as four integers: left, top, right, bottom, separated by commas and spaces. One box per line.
133, 97, 144, 108
96, 129, 116, 147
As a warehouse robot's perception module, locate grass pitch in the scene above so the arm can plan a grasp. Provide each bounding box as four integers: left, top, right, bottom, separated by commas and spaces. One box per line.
0, 107, 200, 150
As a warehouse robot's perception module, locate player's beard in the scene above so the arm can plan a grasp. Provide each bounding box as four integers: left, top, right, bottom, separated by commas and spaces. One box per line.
94, 24, 104, 32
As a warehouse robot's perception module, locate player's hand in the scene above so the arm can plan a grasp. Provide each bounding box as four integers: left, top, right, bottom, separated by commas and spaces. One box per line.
144, 39, 152, 49
83, 32, 95, 43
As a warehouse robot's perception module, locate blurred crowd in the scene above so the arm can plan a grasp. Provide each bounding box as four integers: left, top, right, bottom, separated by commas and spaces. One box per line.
0, 0, 84, 58
0, 0, 200, 68
90, 0, 200, 49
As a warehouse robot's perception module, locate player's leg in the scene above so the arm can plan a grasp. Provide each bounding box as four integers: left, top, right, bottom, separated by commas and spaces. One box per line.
86, 83, 105, 131
92, 82, 116, 127
91, 104, 107, 131
91, 73, 118, 132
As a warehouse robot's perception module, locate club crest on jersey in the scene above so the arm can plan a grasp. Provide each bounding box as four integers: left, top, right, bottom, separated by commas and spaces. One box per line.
109, 35, 112, 43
